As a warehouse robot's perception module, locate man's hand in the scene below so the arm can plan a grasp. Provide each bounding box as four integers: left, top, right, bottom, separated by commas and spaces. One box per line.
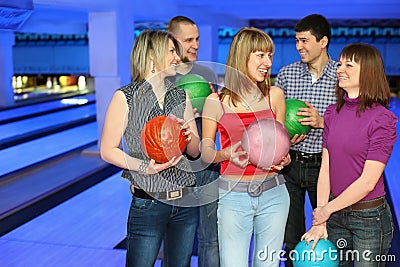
297, 101, 324, 128
290, 134, 307, 145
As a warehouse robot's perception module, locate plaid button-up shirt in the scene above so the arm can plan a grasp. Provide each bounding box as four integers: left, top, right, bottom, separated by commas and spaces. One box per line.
275, 58, 338, 153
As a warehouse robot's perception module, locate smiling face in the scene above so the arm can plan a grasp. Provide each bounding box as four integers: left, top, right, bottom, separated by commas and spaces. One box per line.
173, 23, 199, 62
295, 30, 327, 64
337, 56, 361, 97
247, 50, 273, 83
224, 27, 274, 99
160, 39, 181, 77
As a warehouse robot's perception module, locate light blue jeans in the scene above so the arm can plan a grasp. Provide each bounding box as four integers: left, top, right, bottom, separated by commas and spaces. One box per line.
217, 177, 290, 267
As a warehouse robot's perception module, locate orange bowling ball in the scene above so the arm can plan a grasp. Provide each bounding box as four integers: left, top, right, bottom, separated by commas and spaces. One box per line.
140, 115, 188, 163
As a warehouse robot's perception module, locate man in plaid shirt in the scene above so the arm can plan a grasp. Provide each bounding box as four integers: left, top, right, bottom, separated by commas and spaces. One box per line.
274, 14, 338, 266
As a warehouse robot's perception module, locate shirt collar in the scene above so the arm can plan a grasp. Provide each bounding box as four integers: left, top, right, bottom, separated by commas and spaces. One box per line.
137, 78, 176, 92
344, 93, 359, 107
299, 57, 338, 80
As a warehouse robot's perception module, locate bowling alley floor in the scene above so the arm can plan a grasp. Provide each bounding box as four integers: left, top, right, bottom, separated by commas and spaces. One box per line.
0, 170, 285, 267
0, 172, 200, 267
0, 172, 127, 267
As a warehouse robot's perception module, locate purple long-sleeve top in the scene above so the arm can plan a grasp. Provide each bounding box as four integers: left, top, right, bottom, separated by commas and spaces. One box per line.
323, 94, 398, 201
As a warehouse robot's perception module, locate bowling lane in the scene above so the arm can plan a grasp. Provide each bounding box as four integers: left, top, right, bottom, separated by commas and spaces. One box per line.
0, 145, 114, 221
0, 104, 96, 148
0, 122, 98, 177
0, 94, 95, 124
0, 172, 128, 267
0, 172, 198, 267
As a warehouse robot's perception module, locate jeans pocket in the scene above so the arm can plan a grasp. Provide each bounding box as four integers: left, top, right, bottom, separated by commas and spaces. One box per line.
380, 204, 394, 239
132, 196, 155, 210
352, 207, 381, 220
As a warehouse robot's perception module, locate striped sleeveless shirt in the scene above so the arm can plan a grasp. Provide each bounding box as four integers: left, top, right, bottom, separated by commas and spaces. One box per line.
119, 79, 196, 192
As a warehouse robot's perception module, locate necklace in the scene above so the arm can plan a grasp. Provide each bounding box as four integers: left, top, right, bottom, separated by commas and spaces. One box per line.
241, 93, 260, 111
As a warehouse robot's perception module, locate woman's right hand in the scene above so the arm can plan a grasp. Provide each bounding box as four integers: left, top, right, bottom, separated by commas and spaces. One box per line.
224, 141, 249, 168
141, 156, 183, 175
301, 224, 328, 251
266, 153, 292, 171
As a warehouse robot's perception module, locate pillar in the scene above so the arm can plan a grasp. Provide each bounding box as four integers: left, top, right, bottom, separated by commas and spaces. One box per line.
88, 10, 134, 150
197, 24, 219, 63
0, 30, 15, 107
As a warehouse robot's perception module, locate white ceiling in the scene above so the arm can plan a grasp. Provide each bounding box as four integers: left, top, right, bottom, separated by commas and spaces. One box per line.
31, 0, 400, 19
3, 0, 400, 33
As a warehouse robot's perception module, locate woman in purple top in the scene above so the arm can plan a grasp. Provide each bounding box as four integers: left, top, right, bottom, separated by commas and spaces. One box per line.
302, 43, 397, 266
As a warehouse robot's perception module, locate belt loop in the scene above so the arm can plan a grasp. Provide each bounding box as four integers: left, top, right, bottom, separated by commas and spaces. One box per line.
275, 174, 279, 186
228, 179, 232, 191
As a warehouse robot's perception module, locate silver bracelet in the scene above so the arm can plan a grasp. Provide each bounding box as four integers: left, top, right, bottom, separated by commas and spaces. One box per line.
138, 159, 150, 175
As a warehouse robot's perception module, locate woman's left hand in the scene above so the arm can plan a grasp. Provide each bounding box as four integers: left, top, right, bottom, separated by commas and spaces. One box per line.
269, 153, 291, 171
170, 114, 193, 142
146, 156, 183, 174
312, 205, 331, 225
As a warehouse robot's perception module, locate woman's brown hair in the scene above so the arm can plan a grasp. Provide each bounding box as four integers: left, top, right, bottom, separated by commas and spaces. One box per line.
336, 43, 390, 114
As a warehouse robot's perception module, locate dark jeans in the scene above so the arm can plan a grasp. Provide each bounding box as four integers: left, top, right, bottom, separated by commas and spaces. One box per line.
195, 164, 220, 267
126, 196, 198, 267
282, 157, 320, 267
327, 198, 394, 267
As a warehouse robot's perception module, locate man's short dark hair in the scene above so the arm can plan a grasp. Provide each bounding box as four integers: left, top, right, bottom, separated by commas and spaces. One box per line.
295, 14, 331, 48
166, 16, 196, 34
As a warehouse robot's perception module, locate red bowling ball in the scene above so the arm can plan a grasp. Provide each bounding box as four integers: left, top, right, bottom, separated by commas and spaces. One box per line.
242, 118, 290, 168
140, 115, 188, 163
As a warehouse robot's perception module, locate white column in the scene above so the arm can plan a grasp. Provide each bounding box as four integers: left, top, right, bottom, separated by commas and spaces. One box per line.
0, 30, 15, 107
197, 24, 219, 63
88, 11, 134, 150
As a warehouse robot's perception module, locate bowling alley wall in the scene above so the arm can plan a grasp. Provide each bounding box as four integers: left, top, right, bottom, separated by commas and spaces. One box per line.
11, 18, 400, 98
231, 19, 400, 78
11, 33, 91, 101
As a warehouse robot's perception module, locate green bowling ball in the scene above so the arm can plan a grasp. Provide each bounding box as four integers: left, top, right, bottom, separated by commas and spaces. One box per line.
285, 99, 311, 139
176, 74, 211, 113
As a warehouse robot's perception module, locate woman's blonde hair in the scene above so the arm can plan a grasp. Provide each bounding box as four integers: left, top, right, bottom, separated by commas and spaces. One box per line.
221, 27, 274, 106
130, 30, 181, 82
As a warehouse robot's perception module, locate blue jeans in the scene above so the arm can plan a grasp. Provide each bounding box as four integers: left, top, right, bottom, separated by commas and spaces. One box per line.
125, 196, 198, 267
218, 178, 290, 267
195, 165, 220, 267
327, 198, 393, 267
283, 159, 319, 256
